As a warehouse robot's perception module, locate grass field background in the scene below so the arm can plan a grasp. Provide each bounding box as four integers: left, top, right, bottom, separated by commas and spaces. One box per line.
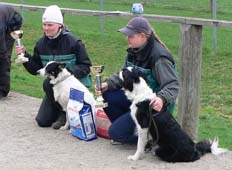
1, 0, 232, 149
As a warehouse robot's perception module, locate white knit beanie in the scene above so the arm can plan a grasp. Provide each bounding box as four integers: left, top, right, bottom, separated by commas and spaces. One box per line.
42, 5, 63, 25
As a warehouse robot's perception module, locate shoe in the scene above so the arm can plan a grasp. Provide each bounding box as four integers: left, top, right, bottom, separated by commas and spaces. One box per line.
51, 113, 66, 129
0, 92, 7, 100
110, 140, 123, 145
0, 93, 4, 100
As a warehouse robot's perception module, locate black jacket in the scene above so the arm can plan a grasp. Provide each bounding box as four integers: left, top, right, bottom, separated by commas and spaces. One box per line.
106, 35, 179, 105
23, 29, 92, 79
0, 4, 22, 59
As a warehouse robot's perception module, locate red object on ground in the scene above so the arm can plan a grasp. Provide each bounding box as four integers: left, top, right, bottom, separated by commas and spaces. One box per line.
95, 108, 111, 139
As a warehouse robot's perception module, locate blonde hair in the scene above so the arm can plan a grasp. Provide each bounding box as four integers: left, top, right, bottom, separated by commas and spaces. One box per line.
147, 28, 170, 52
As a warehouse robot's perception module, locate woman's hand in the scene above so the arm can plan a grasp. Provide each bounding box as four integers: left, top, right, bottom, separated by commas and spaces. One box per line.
149, 96, 164, 112
15, 45, 25, 55
94, 82, 108, 93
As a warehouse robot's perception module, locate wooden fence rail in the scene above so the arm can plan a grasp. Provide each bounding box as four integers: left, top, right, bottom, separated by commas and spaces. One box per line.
1, 2, 232, 141
1, 2, 232, 27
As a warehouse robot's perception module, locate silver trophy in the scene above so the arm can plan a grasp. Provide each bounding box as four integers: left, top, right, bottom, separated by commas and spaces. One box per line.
91, 65, 108, 108
10, 30, 29, 63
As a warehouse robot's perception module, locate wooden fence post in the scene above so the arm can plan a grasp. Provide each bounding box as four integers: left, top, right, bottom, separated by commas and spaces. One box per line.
177, 24, 203, 141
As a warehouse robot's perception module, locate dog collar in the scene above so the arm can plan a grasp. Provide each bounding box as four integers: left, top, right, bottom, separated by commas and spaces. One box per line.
54, 74, 72, 85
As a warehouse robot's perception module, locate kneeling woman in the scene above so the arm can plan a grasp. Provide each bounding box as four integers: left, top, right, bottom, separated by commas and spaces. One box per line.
98, 17, 179, 144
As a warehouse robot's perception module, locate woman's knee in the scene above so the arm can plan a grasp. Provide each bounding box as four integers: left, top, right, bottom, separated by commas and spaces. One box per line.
35, 117, 52, 127
102, 90, 131, 122
103, 90, 131, 105
35, 96, 56, 127
108, 124, 120, 141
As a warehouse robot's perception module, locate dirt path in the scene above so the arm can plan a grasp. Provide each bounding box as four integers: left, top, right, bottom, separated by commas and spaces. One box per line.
0, 92, 231, 170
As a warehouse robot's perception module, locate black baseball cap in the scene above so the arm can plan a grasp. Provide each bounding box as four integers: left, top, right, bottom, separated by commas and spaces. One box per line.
118, 17, 152, 36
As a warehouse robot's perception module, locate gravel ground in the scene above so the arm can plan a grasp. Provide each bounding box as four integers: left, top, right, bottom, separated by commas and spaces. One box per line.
0, 92, 231, 170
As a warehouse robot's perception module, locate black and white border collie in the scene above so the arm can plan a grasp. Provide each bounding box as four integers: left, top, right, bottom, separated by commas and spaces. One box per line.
119, 67, 227, 162
37, 61, 96, 130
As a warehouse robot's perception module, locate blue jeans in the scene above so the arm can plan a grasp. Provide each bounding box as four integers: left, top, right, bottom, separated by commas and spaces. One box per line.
103, 90, 138, 144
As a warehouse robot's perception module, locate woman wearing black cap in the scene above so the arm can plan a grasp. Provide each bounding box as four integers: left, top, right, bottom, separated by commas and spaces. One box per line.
98, 17, 179, 144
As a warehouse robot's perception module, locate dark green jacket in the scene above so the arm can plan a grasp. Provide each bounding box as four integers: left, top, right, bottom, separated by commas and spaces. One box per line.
23, 29, 92, 87
106, 35, 179, 112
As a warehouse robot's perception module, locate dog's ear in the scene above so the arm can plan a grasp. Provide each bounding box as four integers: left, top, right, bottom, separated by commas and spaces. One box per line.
138, 72, 147, 82
120, 69, 133, 91
123, 77, 134, 92
122, 68, 145, 92
58, 62, 66, 69
131, 68, 141, 83
131, 68, 147, 82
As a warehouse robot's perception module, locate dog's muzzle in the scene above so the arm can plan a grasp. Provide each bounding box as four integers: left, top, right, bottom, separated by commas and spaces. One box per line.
36, 68, 46, 76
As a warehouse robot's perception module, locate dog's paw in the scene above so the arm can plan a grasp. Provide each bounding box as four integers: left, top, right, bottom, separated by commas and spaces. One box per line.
59, 126, 68, 130
127, 155, 139, 161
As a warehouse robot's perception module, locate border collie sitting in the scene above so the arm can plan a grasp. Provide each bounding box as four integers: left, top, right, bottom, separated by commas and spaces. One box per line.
37, 61, 96, 130
119, 67, 227, 162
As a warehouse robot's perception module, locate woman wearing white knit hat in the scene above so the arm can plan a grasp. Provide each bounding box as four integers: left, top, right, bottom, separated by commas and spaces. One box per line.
42, 5, 63, 25
16, 5, 93, 129
41, 5, 64, 38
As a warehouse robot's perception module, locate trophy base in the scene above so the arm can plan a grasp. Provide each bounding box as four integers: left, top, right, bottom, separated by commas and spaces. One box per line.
95, 102, 108, 108
95, 95, 108, 108
15, 57, 29, 64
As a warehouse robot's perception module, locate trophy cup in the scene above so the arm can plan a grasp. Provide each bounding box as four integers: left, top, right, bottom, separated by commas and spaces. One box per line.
10, 30, 29, 64
91, 65, 108, 108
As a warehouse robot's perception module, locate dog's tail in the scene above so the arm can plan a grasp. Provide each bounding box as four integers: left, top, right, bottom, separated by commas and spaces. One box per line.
196, 137, 227, 156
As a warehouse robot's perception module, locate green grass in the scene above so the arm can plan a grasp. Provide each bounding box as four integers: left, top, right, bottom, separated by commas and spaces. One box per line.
2, 0, 232, 149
